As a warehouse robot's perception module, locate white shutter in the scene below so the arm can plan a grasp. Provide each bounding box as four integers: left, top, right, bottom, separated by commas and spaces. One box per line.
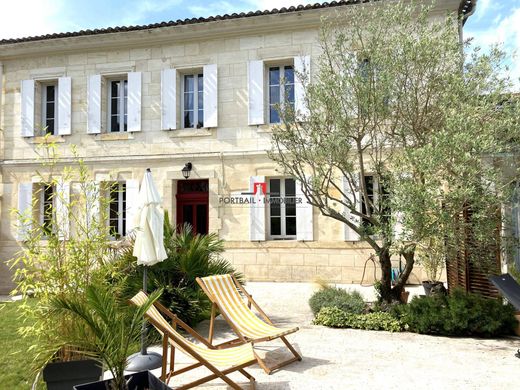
249, 175, 266, 241
127, 72, 142, 132
56, 181, 70, 240
21, 80, 35, 137
57, 77, 72, 136
125, 179, 140, 233
161, 68, 177, 130
203, 64, 218, 128
343, 174, 361, 241
248, 60, 265, 125
87, 75, 101, 134
17, 182, 33, 240
296, 178, 314, 241
294, 55, 310, 119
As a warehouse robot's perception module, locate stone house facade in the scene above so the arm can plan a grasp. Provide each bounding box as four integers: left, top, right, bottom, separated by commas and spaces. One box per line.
0, 1, 475, 293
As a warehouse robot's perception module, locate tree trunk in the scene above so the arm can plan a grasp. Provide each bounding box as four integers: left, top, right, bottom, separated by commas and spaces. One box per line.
378, 246, 415, 303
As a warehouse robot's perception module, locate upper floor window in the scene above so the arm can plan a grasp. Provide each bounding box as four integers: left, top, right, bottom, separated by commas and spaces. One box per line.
183, 73, 204, 129
41, 83, 57, 135
268, 178, 297, 239
108, 79, 128, 132
108, 182, 126, 238
268, 65, 294, 124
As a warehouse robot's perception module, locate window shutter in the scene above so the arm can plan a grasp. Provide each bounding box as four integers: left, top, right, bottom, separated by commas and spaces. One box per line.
125, 179, 140, 233
21, 80, 35, 137
248, 60, 265, 125
87, 75, 101, 134
296, 178, 314, 241
294, 55, 310, 119
17, 182, 33, 240
57, 77, 72, 136
343, 174, 361, 241
161, 68, 177, 130
249, 175, 266, 241
127, 72, 142, 132
56, 181, 70, 240
203, 64, 218, 128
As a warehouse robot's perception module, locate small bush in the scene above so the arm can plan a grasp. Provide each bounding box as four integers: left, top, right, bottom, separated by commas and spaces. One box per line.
314, 307, 403, 332
309, 286, 366, 315
395, 289, 518, 337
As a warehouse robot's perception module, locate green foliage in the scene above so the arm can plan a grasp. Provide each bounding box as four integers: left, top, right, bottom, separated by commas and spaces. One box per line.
309, 286, 365, 315
111, 221, 243, 326
50, 282, 161, 390
314, 307, 403, 332
394, 289, 518, 337
9, 143, 118, 371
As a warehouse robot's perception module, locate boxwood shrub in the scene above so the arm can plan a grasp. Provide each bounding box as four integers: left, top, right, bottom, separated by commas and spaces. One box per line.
314, 307, 403, 332
309, 286, 366, 315
394, 289, 518, 337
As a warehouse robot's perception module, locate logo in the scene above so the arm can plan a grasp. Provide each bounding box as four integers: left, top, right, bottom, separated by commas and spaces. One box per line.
218, 181, 303, 207
242, 182, 269, 196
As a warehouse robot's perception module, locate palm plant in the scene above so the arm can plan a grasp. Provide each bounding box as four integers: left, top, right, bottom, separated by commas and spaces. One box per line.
50, 283, 161, 390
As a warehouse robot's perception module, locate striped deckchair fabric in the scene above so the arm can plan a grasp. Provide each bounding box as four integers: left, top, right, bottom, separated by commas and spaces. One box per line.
197, 274, 302, 374
201, 275, 298, 340
130, 291, 257, 389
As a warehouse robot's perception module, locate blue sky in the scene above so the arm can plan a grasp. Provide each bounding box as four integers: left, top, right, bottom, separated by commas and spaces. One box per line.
0, 0, 518, 83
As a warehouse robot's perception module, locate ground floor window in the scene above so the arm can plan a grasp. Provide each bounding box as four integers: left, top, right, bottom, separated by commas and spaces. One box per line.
268, 178, 296, 239
39, 184, 54, 235
108, 182, 126, 238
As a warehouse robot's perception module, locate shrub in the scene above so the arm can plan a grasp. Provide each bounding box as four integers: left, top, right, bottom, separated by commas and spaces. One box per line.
314, 307, 403, 332
395, 289, 518, 337
309, 286, 366, 315
110, 219, 243, 326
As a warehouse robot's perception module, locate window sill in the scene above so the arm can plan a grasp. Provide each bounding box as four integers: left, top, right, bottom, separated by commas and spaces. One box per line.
169, 128, 213, 138
254, 124, 279, 133
29, 135, 66, 144
94, 132, 134, 141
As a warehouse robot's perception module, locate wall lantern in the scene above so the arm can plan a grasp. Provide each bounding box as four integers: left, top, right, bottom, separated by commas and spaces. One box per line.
182, 162, 192, 180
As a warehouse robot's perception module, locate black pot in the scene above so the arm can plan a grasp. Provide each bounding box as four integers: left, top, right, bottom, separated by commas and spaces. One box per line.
422, 281, 446, 296
43, 359, 103, 390
74, 371, 172, 390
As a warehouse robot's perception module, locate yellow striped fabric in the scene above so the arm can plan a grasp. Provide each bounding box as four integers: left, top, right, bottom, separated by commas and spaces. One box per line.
130, 291, 255, 368
200, 274, 298, 340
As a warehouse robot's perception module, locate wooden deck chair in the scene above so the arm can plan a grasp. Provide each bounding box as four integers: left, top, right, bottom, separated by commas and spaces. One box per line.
130, 291, 258, 390
196, 274, 301, 374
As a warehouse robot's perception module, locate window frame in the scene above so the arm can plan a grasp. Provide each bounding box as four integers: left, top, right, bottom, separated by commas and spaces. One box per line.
107, 78, 128, 133
181, 72, 204, 129
107, 182, 126, 239
41, 82, 58, 136
267, 177, 297, 240
267, 64, 295, 124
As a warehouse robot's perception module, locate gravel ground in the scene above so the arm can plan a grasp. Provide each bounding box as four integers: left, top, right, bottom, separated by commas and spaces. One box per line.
138, 282, 519, 389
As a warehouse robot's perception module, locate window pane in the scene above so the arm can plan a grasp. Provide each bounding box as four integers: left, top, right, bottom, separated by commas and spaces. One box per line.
269, 107, 280, 124
111, 116, 119, 133
183, 205, 193, 226
197, 109, 203, 128
270, 201, 281, 216
269, 179, 280, 195
286, 216, 297, 236
269, 67, 280, 86
285, 179, 295, 196
285, 84, 295, 104
197, 74, 203, 92
184, 111, 194, 128
111, 98, 119, 114
197, 89, 203, 109
46, 85, 55, 101
196, 204, 208, 235
111, 81, 119, 98
269, 86, 280, 104
184, 91, 194, 110
45, 119, 54, 134
270, 217, 281, 236
286, 201, 296, 217
184, 75, 194, 92
284, 66, 294, 83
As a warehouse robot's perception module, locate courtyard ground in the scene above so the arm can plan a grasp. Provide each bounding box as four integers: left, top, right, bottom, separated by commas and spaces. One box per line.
144, 282, 520, 390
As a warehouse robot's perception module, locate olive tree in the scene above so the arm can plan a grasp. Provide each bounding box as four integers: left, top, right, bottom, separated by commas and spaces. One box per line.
269, 1, 520, 302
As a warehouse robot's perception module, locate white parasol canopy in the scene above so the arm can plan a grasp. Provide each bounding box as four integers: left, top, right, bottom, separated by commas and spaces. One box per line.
132, 169, 167, 266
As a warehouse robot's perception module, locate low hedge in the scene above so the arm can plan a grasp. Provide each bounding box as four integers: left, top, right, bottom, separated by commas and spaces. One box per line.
309, 286, 366, 315
314, 307, 403, 332
393, 289, 518, 337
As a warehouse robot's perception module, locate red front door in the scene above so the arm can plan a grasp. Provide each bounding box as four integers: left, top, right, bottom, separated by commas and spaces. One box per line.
176, 179, 209, 235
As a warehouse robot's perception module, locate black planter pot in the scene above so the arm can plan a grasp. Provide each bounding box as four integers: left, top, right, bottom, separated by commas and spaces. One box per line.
73, 371, 172, 390
43, 359, 103, 390
422, 281, 446, 296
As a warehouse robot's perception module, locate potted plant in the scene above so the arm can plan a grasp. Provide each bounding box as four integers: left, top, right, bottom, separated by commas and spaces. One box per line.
50, 282, 169, 390
9, 145, 116, 388
417, 238, 447, 296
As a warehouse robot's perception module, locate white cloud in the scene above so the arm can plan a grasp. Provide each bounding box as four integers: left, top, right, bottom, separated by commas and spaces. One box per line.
119, 0, 183, 25
0, 0, 66, 40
